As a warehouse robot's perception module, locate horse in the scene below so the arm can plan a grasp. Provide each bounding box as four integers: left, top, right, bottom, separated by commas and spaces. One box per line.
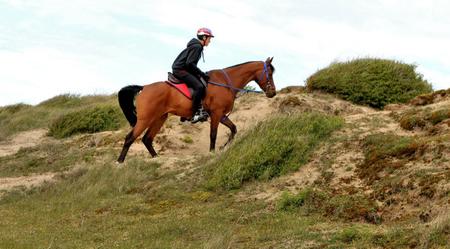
117, 57, 276, 163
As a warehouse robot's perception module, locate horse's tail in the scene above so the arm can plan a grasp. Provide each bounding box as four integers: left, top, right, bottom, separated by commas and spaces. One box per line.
118, 85, 143, 127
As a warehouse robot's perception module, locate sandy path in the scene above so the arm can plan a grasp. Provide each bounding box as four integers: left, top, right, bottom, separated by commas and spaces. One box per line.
0, 129, 48, 157
0, 129, 54, 194
0, 172, 56, 191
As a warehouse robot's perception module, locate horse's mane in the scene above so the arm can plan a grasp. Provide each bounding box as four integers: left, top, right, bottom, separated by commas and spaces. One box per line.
224, 61, 275, 72
224, 61, 256, 69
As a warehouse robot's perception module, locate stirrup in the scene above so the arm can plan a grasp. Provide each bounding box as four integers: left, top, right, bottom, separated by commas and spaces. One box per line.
191, 110, 208, 124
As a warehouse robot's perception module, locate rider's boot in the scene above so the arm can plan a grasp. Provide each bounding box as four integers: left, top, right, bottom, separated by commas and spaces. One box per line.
191, 106, 208, 123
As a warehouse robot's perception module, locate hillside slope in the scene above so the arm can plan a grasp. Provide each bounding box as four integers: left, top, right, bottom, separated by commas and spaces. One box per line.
0, 87, 449, 248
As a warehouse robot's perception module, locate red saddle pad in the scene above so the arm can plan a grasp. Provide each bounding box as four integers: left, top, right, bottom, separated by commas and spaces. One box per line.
166, 81, 192, 99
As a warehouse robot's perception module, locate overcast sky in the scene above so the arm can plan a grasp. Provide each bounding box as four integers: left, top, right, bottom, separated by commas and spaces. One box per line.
1, 0, 450, 106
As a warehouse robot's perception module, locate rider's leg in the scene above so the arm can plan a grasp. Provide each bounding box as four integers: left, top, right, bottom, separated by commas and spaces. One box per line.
175, 73, 206, 121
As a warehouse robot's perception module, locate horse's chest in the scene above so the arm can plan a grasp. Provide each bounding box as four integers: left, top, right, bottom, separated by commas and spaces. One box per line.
206, 93, 234, 112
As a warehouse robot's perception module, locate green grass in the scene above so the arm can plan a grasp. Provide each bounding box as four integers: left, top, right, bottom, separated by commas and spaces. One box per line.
306, 58, 433, 109
357, 133, 422, 183
0, 103, 32, 114
399, 108, 429, 130
362, 133, 418, 161
0, 157, 163, 248
0, 128, 447, 248
37, 94, 117, 108
409, 88, 450, 106
0, 142, 95, 177
358, 133, 449, 209
205, 113, 344, 190
399, 106, 450, 131
37, 94, 84, 108
0, 94, 120, 141
331, 227, 363, 244
423, 216, 450, 248
277, 188, 380, 224
0, 104, 51, 141
0, 150, 328, 248
180, 135, 193, 144
1, 90, 449, 248
0, 152, 438, 248
48, 105, 126, 138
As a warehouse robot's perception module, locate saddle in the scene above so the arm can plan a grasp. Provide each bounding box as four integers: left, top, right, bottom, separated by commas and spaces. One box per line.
167, 72, 182, 84
166, 72, 193, 99
166, 72, 209, 123
166, 72, 208, 99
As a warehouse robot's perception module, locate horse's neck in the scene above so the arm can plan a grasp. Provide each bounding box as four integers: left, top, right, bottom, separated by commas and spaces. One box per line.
223, 64, 259, 89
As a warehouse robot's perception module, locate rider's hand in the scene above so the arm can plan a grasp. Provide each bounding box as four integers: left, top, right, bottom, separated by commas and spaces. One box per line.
202, 73, 210, 82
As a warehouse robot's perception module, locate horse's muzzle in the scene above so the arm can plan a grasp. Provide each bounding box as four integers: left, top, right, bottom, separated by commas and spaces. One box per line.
266, 90, 276, 98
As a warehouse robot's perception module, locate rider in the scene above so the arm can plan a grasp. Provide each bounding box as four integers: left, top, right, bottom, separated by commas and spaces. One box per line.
172, 27, 214, 123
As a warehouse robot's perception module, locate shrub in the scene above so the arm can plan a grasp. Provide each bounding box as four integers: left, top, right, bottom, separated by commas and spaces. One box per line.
277, 190, 311, 211
306, 58, 433, 109
362, 133, 419, 161
0, 103, 32, 114
37, 94, 116, 108
0, 94, 118, 141
205, 113, 343, 190
277, 188, 380, 223
399, 109, 428, 130
48, 105, 126, 138
429, 108, 450, 125
0, 104, 45, 141
243, 85, 256, 91
409, 89, 450, 106
357, 133, 424, 183
37, 94, 82, 108
278, 86, 306, 94
399, 107, 450, 130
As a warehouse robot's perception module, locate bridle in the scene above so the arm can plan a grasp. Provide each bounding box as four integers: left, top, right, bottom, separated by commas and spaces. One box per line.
207, 61, 274, 94
257, 62, 274, 93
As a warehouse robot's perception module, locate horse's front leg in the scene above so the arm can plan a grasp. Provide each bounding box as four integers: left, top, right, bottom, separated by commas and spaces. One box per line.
209, 113, 222, 152
220, 116, 237, 149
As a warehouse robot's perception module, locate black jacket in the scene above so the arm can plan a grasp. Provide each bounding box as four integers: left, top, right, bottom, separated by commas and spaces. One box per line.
172, 38, 207, 78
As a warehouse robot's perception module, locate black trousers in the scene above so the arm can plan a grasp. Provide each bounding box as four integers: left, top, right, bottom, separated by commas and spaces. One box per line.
173, 71, 205, 114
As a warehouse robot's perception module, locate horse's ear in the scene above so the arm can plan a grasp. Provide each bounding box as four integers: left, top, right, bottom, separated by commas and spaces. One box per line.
270, 57, 274, 63
266, 57, 273, 64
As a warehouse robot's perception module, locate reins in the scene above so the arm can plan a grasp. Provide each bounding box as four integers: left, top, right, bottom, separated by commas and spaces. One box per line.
206, 62, 272, 94
207, 81, 263, 94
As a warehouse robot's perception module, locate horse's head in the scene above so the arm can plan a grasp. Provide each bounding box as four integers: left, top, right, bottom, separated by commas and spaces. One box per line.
255, 57, 276, 98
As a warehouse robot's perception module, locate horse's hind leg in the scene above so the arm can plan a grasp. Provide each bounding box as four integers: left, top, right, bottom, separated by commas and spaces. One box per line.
117, 121, 147, 163
142, 114, 168, 158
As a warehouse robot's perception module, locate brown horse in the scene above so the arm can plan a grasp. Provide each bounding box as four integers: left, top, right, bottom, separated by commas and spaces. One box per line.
117, 57, 276, 163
